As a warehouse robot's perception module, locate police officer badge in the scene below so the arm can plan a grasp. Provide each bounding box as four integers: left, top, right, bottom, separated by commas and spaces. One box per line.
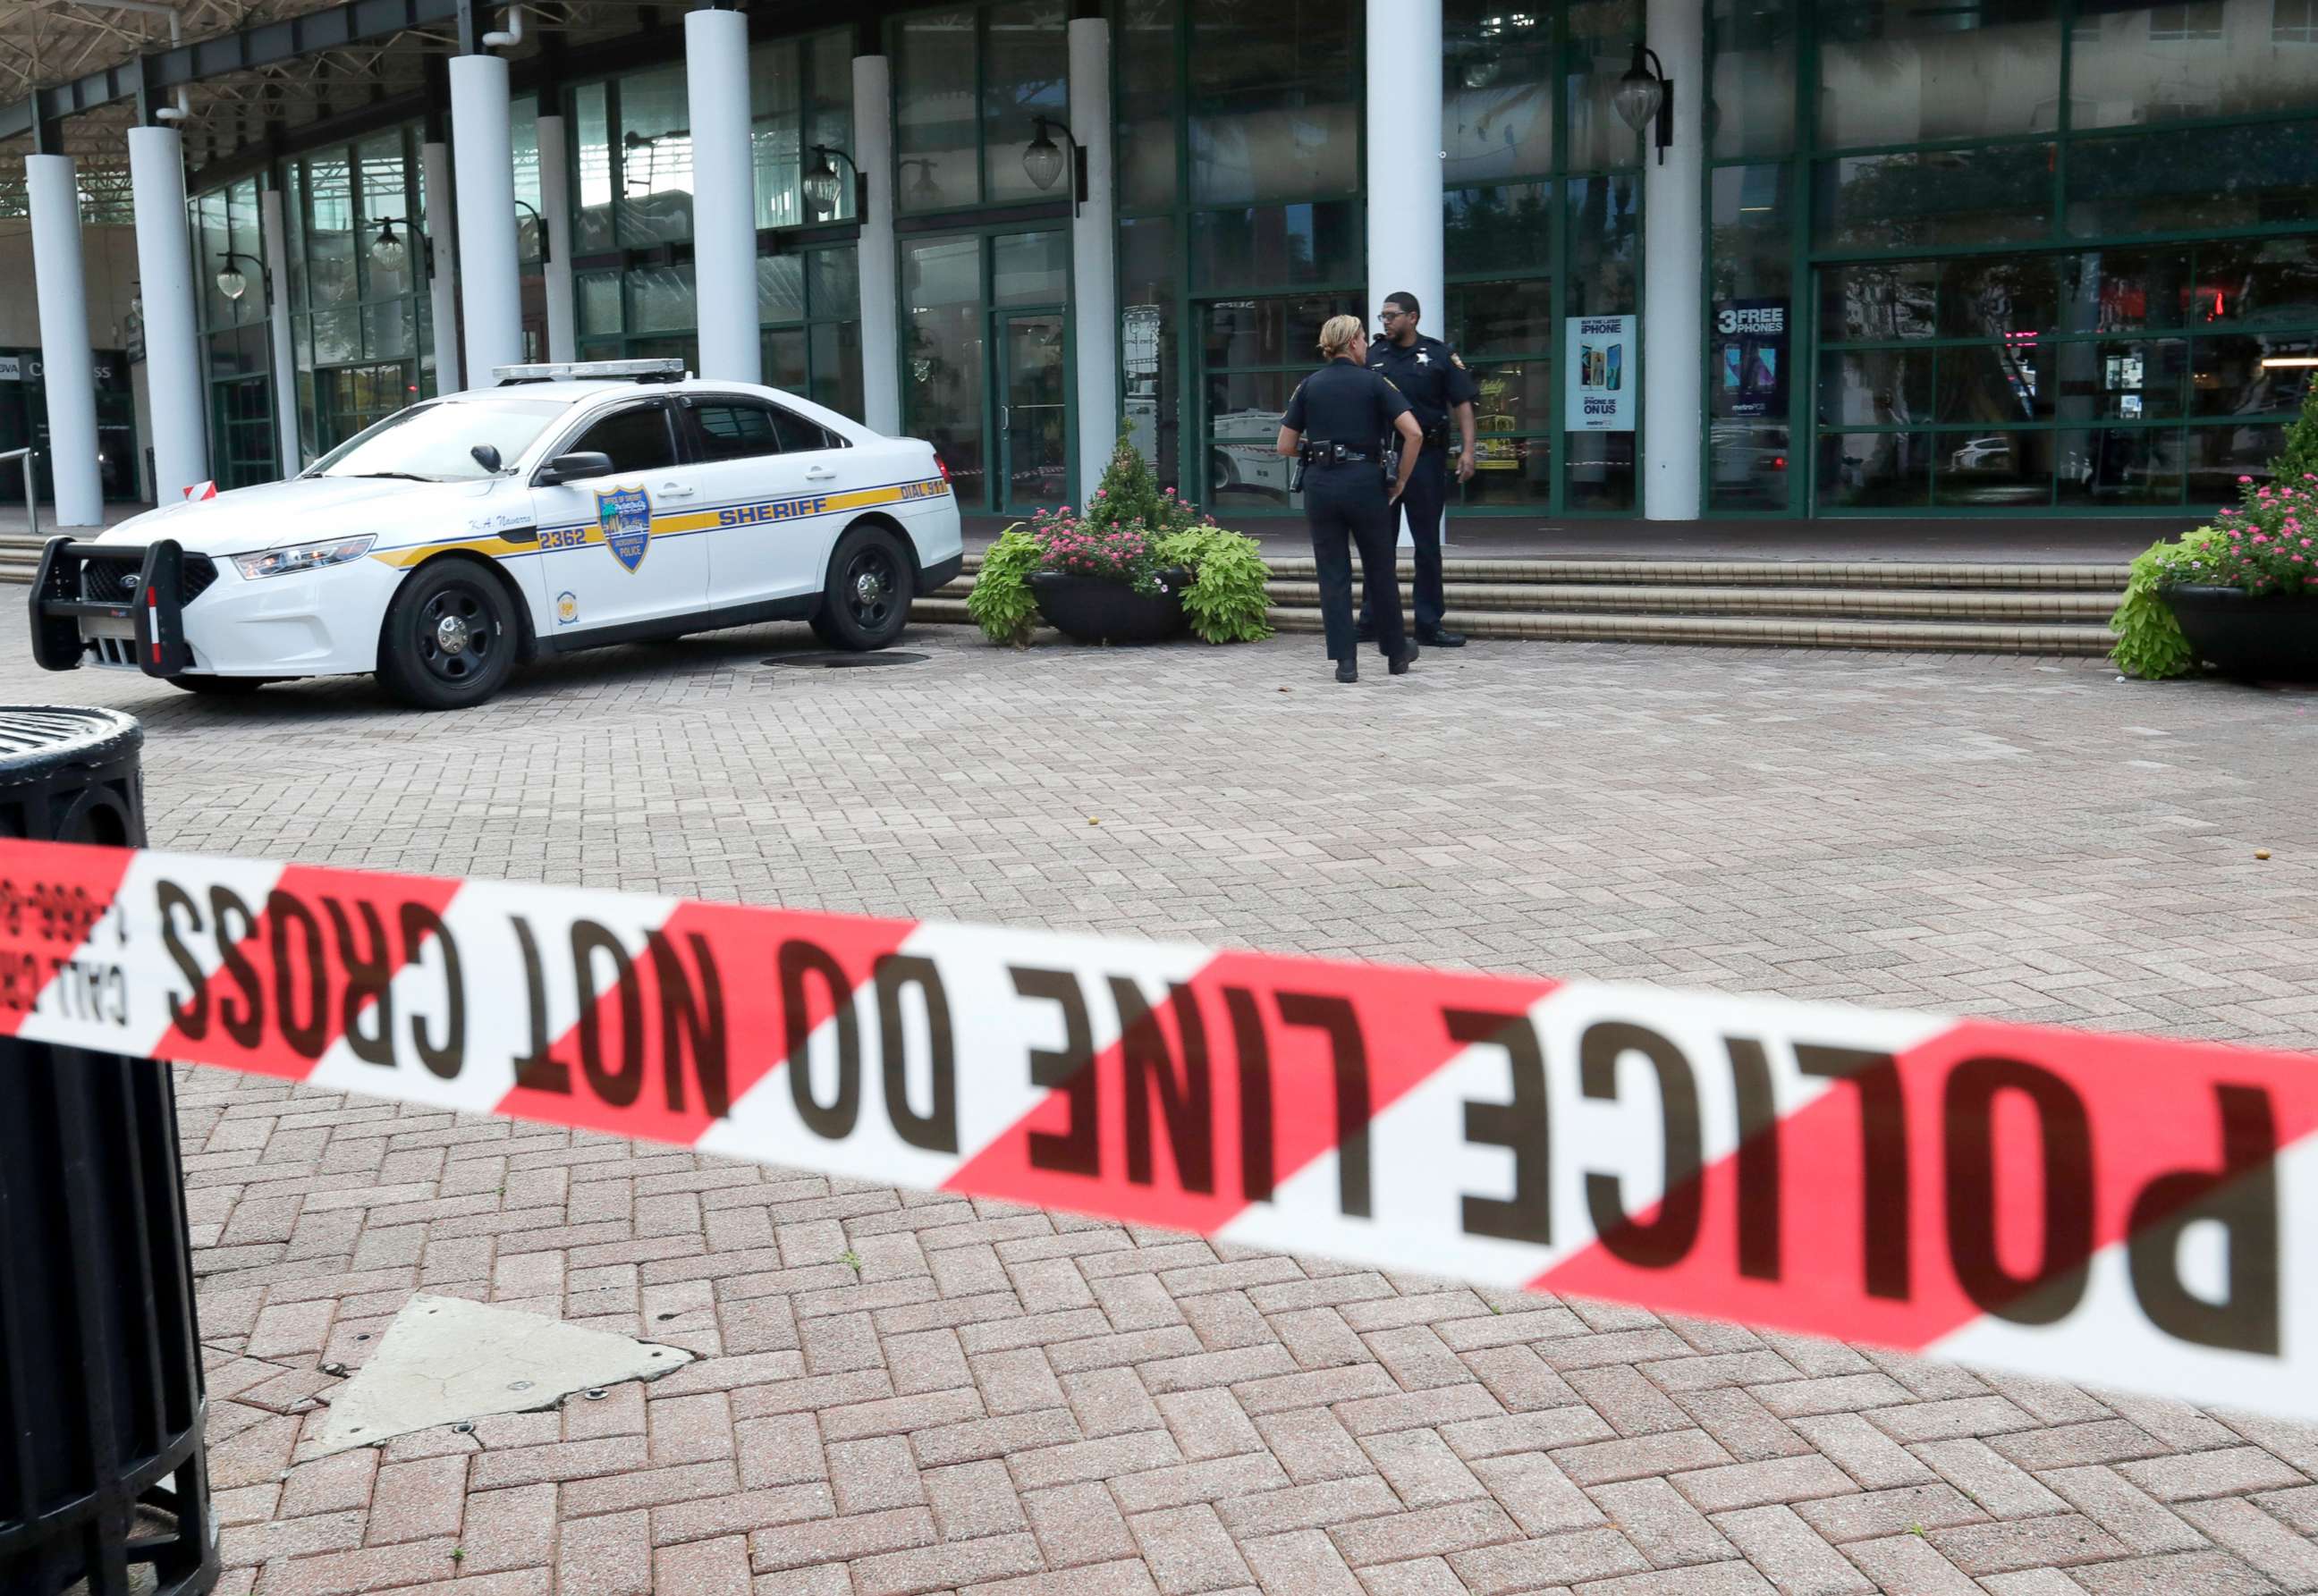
596, 486, 652, 572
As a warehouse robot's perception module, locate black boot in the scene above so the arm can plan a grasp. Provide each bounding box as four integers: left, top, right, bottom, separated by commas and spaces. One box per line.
1389, 646, 1414, 676
1417, 626, 1466, 647
1336, 658, 1358, 682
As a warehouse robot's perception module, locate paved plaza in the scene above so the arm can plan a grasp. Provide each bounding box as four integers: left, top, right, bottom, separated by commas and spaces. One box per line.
9, 620, 2318, 1596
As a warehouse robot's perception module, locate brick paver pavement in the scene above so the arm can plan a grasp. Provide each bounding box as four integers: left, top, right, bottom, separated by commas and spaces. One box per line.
8, 620, 2317, 1596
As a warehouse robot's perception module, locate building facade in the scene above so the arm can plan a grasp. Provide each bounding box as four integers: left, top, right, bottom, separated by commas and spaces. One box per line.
7, 0, 2315, 528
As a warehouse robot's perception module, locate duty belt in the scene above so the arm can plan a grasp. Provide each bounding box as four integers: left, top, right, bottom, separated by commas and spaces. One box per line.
1299, 441, 1376, 463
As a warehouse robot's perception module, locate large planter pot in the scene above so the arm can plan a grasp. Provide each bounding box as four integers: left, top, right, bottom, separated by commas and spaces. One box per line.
2163, 584, 2318, 683
1029, 568, 1190, 645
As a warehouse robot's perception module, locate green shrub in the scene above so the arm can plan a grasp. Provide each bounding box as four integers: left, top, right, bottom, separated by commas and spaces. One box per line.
965, 527, 1043, 647
2109, 528, 2221, 680
2274, 375, 2318, 489
1154, 527, 1274, 644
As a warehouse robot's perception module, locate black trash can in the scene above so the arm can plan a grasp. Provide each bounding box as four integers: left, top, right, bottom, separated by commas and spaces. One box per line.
0, 708, 217, 1596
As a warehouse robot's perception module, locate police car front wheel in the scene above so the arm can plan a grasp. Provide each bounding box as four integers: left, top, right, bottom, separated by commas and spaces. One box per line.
378, 559, 519, 710
815, 524, 913, 651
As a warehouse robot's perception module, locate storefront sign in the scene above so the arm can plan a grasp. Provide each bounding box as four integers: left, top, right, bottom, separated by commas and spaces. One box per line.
1566, 315, 1635, 432
0, 356, 19, 383
1715, 299, 1789, 420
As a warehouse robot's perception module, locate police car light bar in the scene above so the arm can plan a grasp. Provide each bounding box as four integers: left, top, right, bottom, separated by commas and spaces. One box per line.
492, 358, 689, 385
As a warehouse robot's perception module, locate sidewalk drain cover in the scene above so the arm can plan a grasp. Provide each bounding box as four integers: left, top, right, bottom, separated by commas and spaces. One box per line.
762, 651, 929, 669
302, 1293, 694, 1457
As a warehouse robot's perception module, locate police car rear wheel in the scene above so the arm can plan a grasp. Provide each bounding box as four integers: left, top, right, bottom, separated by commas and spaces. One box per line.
819, 525, 912, 651
379, 561, 516, 709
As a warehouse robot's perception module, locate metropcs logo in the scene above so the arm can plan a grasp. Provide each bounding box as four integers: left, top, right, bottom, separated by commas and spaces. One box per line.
1718, 305, 1787, 336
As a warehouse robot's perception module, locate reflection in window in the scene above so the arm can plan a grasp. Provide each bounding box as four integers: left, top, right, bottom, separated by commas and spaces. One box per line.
1708, 0, 1797, 158
903, 238, 987, 503
1815, 0, 2061, 147
985, 0, 1070, 206
573, 83, 614, 254
1443, 0, 1552, 184
2075, 0, 2317, 122
616, 67, 694, 249
1121, 217, 1179, 491
896, 11, 979, 211
1188, 0, 1359, 206
1119, 0, 1181, 208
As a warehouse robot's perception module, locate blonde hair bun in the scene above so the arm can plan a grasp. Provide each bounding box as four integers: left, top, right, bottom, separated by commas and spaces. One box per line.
1317, 314, 1364, 359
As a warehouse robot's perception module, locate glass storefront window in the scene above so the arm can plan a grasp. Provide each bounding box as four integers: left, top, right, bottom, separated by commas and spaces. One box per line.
1443, 0, 1552, 184
1187, 0, 1359, 206
1120, 0, 1181, 209
1187, 202, 1361, 291
1564, 176, 1640, 317
617, 66, 694, 249
1815, 0, 2061, 148
903, 237, 987, 502
1816, 145, 2053, 249
1444, 184, 1555, 276
1709, 0, 1797, 159
1708, 165, 1794, 509
994, 230, 1069, 306
2066, 121, 2318, 236
2070, 0, 2318, 129
985, 0, 1069, 206
1563, 0, 1645, 173
896, 11, 978, 211
753, 30, 857, 228
573, 82, 614, 253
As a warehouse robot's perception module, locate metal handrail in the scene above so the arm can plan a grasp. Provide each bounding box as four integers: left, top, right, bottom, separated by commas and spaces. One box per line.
0, 447, 38, 540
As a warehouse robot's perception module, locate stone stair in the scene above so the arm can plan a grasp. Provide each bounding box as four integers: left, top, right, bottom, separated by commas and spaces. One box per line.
914, 553, 2127, 656
0, 536, 2126, 657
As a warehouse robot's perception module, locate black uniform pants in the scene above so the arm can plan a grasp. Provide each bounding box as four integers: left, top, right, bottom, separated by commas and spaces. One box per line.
1305, 463, 1404, 663
1358, 452, 1448, 635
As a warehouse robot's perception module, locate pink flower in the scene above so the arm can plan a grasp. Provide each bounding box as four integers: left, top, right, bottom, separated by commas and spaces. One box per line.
2240, 476, 2255, 484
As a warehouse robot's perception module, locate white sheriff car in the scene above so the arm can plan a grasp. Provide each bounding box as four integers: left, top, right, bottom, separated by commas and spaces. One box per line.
29, 359, 962, 709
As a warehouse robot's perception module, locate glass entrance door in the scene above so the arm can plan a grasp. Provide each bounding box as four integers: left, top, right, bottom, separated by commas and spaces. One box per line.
318, 361, 414, 450
999, 311, 1069, 513
211, 376, 278, 489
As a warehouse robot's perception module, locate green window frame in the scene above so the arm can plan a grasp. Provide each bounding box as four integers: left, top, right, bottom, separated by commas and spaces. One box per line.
1701, 0, 2318, 517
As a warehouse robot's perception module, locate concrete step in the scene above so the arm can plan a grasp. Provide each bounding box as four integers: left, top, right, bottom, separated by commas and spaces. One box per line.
1260, 580, 2117, 622
954, 550, 2132, 592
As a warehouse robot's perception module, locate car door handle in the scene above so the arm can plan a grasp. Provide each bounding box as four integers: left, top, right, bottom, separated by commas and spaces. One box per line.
804, 465, 837, 481
656, 481, 698, 500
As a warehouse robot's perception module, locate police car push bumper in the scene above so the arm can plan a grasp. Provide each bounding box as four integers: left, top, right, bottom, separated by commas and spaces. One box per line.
31, 536, 194, 677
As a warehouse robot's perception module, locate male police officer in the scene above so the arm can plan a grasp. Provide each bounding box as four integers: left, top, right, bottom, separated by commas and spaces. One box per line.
1359, 291, 1477, 647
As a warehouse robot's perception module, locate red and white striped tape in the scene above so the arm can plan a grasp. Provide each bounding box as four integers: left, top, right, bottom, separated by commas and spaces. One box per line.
3, 839, 2312, 1419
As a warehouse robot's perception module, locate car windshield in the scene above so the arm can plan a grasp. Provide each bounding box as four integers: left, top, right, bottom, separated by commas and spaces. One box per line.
309, 398, 573, 482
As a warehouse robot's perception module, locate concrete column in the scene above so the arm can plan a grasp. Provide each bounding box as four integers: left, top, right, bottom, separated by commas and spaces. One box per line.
128, 125, 210, 502
852, 53, 901, 435
450, 55, 522, 385
687, 7, 761, 384
1366, 0, 1443, 547
421, 139, 463, 392
537, 112, 577, 361
1068, 17, 1119, 496
260, 184, 301, 477
26, 155, 104, 527
1640, 0, 1705, 520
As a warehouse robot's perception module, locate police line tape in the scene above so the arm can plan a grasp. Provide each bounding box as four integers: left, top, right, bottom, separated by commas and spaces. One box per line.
2, 837, 2312, 1420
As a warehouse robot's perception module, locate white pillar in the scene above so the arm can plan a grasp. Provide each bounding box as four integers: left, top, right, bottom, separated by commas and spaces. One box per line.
260, 185, 301, 477
1366, 0, 1443, 549
852, 53, 901, 436
450, 55, 522, 386
687, 7, 761, 384
421, 139, 463, 392
1068, 18, 1119, 496
536, 113, 577, 362
1641, 0, 1705, 520
128, 126, 209, 502
26, 155, 105, 527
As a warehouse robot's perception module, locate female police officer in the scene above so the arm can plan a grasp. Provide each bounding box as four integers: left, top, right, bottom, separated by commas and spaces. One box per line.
1275, 314, 1425, 682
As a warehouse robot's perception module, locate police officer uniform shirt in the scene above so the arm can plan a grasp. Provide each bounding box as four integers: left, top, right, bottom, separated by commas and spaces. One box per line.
1282, 359, 1411, 459
1368, 333, 1478, 448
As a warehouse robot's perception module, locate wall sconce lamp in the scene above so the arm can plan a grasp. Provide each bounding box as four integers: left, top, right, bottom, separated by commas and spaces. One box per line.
362, 215, 436, 278
514, 198, 550, 263
215, 249, 269, 302
804, 145, 866, 217
1613, 44, 1674, 165
1022, 114, 1087, 214
900, 157, 942, 207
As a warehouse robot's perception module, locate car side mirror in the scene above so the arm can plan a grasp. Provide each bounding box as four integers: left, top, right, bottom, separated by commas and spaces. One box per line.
470, 443, 503, 473
537, 451, 613, 486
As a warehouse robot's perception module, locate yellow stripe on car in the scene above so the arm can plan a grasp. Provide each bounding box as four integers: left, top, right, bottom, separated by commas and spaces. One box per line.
367, 477, 950, 569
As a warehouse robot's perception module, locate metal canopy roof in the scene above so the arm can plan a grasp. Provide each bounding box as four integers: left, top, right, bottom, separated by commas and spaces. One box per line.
0, 0, 754, 207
